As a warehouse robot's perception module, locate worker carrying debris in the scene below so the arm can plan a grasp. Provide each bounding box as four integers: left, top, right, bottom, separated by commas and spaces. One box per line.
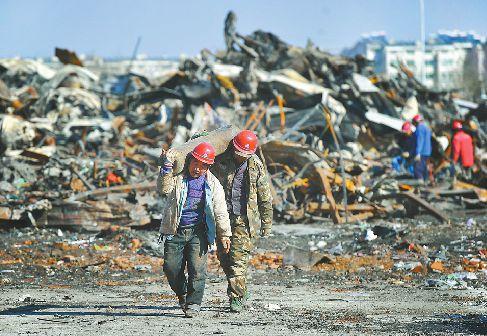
392, 122, 415, 175
451, 120, 474, 181
157, 142, 231, 318
211, 130, 273, 313
412, 114, 432, 182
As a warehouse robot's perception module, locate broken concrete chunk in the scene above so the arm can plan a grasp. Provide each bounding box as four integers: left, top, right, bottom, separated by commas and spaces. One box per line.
283, 245, 335, 267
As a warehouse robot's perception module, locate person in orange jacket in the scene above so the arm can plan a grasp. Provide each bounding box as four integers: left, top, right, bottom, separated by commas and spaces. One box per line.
451, 120, 474, 181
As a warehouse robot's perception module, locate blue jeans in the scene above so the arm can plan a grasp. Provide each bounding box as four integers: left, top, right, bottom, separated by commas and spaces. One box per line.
392, 155, 414, 175
163, 225, 208, 309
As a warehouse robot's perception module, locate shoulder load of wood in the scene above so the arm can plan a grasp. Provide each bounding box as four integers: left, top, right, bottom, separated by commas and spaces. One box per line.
160, 125, 240, 175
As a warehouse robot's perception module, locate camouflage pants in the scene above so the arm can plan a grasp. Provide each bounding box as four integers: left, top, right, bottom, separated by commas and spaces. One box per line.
217, 215, 253, 299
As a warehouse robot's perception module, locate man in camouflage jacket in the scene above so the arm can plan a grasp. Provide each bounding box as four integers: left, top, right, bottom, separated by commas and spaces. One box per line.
211, 130, 273, 312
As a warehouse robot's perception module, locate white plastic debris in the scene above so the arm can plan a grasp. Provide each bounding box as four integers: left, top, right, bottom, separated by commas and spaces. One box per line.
134, 264, 152, 271
316, 240, 327, 249
364, 229, 377, 241
265, 303, 281, 311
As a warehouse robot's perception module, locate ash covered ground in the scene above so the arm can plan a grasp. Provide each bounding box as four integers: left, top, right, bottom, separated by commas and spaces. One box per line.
1, 208, 486, 335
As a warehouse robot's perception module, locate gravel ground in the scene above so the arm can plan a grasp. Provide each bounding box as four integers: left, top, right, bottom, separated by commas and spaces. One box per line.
1, 210, 486, 335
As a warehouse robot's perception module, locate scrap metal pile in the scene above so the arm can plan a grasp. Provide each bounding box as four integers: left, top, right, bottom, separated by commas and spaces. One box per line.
1, 13, 486, 231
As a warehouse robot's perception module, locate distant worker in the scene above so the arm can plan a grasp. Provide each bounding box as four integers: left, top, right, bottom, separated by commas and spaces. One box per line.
212, 130, 273, 313
392, 122, 415, 175
451, 120, 474, 181
158, 142, 231, 318
412, 114, 432, 182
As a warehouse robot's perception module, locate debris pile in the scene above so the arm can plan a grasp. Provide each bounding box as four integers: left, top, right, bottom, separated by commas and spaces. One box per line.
0, 11, 486, 232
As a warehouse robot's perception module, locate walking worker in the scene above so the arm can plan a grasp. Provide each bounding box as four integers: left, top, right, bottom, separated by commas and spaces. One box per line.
212, 130, 273, 313
451, 120, 474, 181
157, 142, 231, 318
412, 114, 432, 182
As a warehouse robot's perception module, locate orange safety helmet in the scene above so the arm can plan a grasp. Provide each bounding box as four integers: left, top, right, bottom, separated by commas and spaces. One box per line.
191, 142, 215, 165
452, 120, 463, 130
401, 122, 412, 133
233, 130, 258, 155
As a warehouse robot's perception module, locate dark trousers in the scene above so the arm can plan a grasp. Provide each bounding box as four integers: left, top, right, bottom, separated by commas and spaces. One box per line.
163, 225, 208, 308
414, 156, 430, 181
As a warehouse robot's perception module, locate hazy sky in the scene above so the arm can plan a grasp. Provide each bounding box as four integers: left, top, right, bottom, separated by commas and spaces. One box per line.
1, 0, 486, 58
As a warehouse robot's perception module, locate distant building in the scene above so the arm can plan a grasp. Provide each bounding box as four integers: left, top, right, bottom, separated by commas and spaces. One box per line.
343, 31, 486, 95
342, 32, 389, 66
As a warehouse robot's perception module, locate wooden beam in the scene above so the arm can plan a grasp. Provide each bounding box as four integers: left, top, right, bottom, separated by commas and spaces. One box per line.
343, 212, 375, 223
244, 101, 264, 129
453, 181, 487, 202
307, 202, 377, 213
316, 169, 341, 224
375, 192, 450, 224
68, 180, 156, 202
249, 99, 274, 131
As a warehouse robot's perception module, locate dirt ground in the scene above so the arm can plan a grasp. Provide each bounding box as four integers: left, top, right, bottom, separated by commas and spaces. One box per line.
0, 280, 486, 335
1, 211, 486, 335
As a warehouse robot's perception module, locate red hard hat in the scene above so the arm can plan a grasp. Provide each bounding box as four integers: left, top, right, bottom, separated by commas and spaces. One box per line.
412, 114, 423, 123
233, 130, 258, 155
452, 120, 463, 130
191, 142, 215, 165
401, 122, 412, 133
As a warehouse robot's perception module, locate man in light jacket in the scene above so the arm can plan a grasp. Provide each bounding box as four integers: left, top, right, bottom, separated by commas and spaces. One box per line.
158, 142, 231, 318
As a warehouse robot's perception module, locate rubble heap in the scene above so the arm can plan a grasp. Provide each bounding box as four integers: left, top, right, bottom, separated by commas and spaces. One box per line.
0, 12, 486, 231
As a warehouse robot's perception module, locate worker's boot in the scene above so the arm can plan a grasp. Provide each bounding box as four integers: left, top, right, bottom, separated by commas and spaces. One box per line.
230, 297, 243, 313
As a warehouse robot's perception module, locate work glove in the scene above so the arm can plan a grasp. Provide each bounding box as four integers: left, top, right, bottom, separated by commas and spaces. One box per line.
220, 237, 231, 253
163, 148, 176, 167
260, 228, 271, 238
414, 154, 421, 162
401, 152, 410, 159
160, 149, 175, 176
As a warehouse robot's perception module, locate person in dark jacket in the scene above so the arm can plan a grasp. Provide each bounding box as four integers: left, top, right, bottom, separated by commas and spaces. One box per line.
392, 122, 416, 175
